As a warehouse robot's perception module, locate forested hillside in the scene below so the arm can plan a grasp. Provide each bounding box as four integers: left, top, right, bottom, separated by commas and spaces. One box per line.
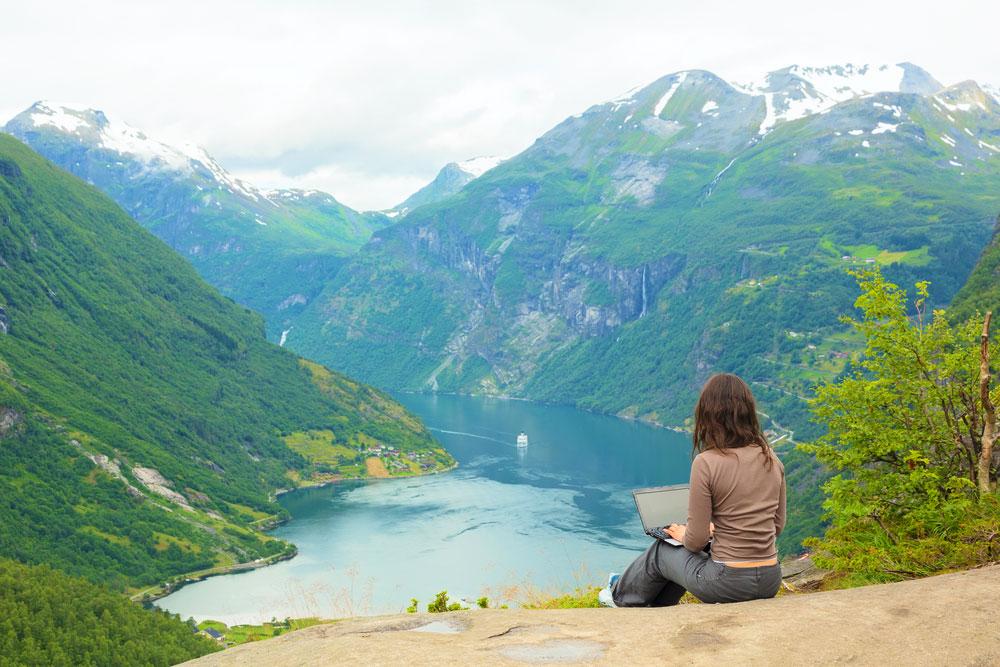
951, 214, 1000, 322
0, 134, 451, 589
0, 559, 219, 666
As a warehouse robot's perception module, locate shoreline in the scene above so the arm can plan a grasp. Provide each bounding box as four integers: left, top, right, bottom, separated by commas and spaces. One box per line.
273, 459, 460, 499
396, 388, 689, 432
133, 547, 299, 605
146, 461, 460, 606
397, 389, 796, 443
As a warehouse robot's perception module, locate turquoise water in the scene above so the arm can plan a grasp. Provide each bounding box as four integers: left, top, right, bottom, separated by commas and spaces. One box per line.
156, 394, 691, 623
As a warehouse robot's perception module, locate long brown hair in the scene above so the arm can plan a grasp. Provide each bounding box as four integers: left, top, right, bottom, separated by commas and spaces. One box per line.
692, 373, 772, 466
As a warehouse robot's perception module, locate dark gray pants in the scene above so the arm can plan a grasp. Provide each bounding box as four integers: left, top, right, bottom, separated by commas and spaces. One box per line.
612, 540, 782, 606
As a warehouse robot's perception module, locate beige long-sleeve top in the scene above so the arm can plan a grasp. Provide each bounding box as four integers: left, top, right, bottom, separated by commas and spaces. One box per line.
683, 445, 786, 561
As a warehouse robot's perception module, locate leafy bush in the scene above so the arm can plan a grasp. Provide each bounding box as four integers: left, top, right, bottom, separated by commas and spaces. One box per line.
802, 270, 999, 582
426, 591, 465, 613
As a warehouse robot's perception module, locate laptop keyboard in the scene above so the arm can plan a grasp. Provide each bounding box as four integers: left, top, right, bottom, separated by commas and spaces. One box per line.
648, 526, 673, 542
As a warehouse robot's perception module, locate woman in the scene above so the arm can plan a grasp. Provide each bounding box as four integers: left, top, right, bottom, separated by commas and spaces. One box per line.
601, 373, 786, 607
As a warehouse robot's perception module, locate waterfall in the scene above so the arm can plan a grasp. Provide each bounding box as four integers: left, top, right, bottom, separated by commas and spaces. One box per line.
640, 265, 647, 318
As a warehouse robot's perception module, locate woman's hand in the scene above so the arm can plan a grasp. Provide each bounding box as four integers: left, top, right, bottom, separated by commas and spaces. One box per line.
665, 523, 686, 541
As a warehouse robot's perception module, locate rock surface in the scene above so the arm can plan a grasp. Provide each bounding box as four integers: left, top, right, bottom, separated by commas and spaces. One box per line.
185, 565, 1000, 666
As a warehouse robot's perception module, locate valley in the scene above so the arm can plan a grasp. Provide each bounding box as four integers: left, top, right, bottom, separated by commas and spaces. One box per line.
1, 54, 998, 666
10, 64, 998, 446
0, 134, 452, 596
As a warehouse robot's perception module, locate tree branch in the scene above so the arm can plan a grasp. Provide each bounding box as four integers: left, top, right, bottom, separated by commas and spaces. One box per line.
979, 311, 996, 494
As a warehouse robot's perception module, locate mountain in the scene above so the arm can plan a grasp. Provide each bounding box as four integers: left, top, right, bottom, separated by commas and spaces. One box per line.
3, 103, 388, 338
0, 134, 451, 590
390, 156, 505, 216
951, 214, 1000, 322
285, 62, 1000, 434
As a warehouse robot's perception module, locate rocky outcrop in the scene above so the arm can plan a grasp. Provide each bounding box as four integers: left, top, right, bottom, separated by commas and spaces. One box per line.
404, 216, 684, 340
132, 466, 193, 510
86, 453, 143, 498
0, 407, 21, 438
0, 306, 9, 335
183, 565, 1000, 666
553, 252, 685, 337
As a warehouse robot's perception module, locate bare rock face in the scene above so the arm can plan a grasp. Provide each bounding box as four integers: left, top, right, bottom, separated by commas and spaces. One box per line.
182, 565, 1000, 667
0, 306, 9, 335
780, 555, 831, 592
86, 453, 143, 497
132, 466, 194, 510
0, 407, 21, 437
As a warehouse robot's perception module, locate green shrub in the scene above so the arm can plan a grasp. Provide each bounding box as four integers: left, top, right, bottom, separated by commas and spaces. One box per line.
426, 591, 465, 613
801, 270, 999, 583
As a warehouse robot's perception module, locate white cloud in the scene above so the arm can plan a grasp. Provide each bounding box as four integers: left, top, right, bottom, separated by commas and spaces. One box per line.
2, 0, 998, 209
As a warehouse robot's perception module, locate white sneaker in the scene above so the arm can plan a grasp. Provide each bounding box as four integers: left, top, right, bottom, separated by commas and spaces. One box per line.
598, 572, 620, 608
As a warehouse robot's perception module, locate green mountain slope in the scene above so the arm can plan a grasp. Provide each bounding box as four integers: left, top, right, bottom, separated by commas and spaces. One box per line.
950, 214, 1000, 322
3, 103, 389, 338
390, 157, 504, 216
0, 558, 219, 666
0, 134, 451, 589
288, 65, 1000, 437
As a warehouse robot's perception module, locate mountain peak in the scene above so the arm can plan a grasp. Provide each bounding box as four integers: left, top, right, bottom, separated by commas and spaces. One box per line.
7, 102, 271, 202
742, 62, 939, 99
933, 80, 996, 115
12, 101, 202, 174
734, 62, 943, 135
390, 155, 506, 215
23, 101, 103, 134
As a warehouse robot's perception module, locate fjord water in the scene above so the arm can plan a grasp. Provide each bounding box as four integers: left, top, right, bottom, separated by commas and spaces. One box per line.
158, 395, 691, 624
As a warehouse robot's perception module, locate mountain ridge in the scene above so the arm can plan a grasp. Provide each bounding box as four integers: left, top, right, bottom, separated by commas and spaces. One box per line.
284, 61, 1000, 439
3, 103, 388, 338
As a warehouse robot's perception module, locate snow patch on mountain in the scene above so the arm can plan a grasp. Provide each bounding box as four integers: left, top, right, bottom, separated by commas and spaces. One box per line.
873, 102, 903, 118
29, 102, 89, 133
457, 156, 503, 178
758, 93, 777, 135
22, 101, 270, 203
871, 122, 898, 135
742, 64, 928, 136
96, 117, 192, 172
935, 95, 985, 113
653, 72, 688, 117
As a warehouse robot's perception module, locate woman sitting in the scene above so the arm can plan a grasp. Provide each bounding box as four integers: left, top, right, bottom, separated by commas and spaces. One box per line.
602, 373, 786, 607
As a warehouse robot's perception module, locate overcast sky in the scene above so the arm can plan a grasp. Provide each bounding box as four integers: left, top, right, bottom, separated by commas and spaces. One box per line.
2, 0, 998, 210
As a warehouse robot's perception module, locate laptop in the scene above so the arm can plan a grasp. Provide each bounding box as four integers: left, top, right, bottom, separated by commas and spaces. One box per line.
632, 484, 689, 546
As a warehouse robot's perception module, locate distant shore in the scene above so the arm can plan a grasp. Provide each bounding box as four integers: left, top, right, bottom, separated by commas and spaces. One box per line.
143, 461, 459, 606
273, 459, 460, 499
132, 548, 298, 604
397, 390, 795, 442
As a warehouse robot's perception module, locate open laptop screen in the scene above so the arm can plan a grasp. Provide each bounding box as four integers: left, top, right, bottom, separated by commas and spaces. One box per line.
632, 484, 690, 533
